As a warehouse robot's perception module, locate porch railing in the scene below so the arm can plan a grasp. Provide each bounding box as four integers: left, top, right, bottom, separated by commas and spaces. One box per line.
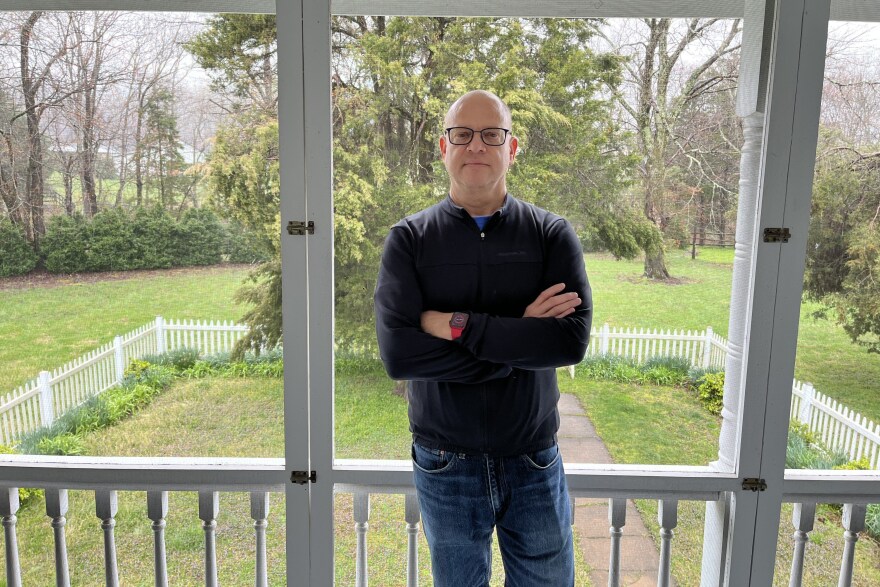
1, 457, 878, 586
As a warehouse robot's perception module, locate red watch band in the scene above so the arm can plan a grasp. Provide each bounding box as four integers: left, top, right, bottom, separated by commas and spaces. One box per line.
449, 312, 469, 340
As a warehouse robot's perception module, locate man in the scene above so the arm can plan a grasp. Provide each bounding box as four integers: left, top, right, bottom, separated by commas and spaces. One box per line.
374, 90, 592, 586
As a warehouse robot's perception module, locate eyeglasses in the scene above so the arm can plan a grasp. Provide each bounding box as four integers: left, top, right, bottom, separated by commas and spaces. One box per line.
445, 127, 510, 146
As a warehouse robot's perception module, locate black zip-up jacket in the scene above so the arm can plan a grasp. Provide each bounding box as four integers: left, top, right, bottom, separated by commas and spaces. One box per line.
374, 195, 592, 456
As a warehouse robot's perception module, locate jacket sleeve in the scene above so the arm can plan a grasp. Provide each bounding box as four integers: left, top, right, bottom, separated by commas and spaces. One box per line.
374, 224, 513, 383
458, 218, 592, 369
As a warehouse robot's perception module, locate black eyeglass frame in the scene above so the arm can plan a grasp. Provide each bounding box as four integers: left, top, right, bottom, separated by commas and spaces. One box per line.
444, 126, 511, 146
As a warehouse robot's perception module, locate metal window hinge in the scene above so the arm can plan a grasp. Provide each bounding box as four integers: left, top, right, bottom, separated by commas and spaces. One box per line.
763, 227, 791, 243
742, 477, 767, 492
287, 220, 315, 236
291, 470, 317, 485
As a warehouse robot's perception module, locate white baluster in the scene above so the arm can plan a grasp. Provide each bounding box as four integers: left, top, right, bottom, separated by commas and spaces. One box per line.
46, 489, 70, 587
405, 493, 420, 587
1, 487, 22, 587
147, 491, 169, 587
251, 492, 270, 587
95, 490, 119, 587
199, 491, 220, 587
608, 498, 626, 587
789, 502, 815, 587
657, 500, 678, 587
113, 336, 125, 384
354, 492, 370, 587
838, 503, 866, 587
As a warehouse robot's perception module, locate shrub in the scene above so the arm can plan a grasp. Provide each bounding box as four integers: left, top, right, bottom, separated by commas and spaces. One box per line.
694, 371, 725, 415
225, 221, 272, 263
176, 208, 224, 266
86, 208, 137, 271
131, 206, 177, 269
0, 219, 38, 276
42, 214, 89, 273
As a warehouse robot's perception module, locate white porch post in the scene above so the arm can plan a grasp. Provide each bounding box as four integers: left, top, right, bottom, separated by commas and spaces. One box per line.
700, 0, 772, 570
702, 0, 831, 583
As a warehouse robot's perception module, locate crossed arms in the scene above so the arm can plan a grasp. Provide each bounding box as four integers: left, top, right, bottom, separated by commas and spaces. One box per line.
374, 219, 592, 383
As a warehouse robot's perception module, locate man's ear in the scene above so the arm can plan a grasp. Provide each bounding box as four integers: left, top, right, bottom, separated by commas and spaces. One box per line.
439, 135, 448, 159
508, 136, 518, 164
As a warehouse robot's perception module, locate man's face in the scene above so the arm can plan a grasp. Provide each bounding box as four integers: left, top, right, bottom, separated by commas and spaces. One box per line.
440, 95, 517, 196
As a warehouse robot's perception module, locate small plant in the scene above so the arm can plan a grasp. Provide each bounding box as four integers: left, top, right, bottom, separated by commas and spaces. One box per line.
786, 425, 848, 469
37, 433, 85, 456
694, 371, 725, 416
143, 348, 200, 371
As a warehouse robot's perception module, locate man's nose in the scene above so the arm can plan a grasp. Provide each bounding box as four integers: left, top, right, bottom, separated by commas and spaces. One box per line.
467, 136, 488, 152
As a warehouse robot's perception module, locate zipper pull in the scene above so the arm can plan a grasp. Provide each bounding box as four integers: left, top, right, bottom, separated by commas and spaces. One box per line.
480, 232, 485, 240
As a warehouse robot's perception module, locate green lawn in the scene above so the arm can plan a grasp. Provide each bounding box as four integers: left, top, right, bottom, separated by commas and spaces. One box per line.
2, 247, 878, 424
559, 372, 880, 586
0, 372, 593, 586
0, 265, 251, 392
584, 247, 880, 424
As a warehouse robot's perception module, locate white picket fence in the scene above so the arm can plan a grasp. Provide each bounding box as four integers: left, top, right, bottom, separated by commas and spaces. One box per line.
0, 317, 247, 445
790, 380, 880, 468
584, 323, 727, 370
2, 319, 878, 469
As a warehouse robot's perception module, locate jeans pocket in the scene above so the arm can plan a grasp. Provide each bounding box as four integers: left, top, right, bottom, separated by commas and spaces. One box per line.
521, 443, 561, 471
412, 443, 456, 474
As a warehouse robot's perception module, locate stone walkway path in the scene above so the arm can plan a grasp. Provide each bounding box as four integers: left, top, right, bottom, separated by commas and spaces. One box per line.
557, 393, 672, 587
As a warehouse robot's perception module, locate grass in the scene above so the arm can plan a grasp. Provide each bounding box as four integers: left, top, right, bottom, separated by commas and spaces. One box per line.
0, 370, 593, 586
0, 265, 251, 392
584, 247, 880, 424
558, 372, 880, 586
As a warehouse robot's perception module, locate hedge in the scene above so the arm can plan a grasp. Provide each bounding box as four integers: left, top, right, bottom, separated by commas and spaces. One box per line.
0, 219, 38, 277
36, 207, 269, 274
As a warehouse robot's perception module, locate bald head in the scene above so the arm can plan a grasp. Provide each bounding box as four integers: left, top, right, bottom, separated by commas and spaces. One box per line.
444, 90, 512, 130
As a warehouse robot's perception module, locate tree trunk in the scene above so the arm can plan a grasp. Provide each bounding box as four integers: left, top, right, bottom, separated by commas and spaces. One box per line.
63, 154, 75, 215
21, 12, 46, 249
644, 247, 671, 279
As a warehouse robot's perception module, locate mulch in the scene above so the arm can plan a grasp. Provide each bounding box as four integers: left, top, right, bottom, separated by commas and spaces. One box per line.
0, 264, 257, 292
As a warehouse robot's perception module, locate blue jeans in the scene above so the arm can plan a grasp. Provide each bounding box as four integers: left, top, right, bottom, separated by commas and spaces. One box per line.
412, 442, 574, 587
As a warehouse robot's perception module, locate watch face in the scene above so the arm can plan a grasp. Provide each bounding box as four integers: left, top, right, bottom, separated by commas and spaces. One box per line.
450, 312, 468, 328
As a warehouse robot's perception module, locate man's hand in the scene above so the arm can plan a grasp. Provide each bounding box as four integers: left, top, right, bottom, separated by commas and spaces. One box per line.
421, 311, 454, 340
523, 283, 581, 318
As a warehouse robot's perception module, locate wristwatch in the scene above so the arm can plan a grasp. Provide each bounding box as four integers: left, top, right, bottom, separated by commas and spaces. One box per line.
449, 312, 469, 340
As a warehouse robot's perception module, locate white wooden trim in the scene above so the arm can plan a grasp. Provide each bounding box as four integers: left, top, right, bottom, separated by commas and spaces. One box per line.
330, 0, 741, 17
784, 469, 880, 502
3, 0, 880, 22
276, 0, 312, 582
0, 455, 286, 490
0, 0, 275, 12
746, 0, 831, 585
303, 0, 335, 584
